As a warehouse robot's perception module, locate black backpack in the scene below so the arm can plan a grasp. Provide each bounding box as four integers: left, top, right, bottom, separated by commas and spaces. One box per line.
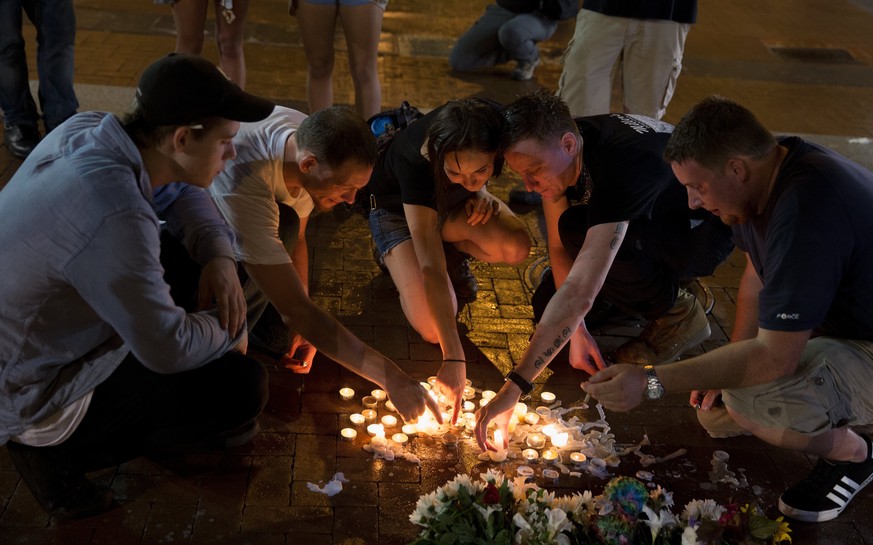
366, 101, 424, 153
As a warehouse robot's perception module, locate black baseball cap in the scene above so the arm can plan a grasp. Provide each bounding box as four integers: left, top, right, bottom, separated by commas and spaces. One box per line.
135, 53, 274, 126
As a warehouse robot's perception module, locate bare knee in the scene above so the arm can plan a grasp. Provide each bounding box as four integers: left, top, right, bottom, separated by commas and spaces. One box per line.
503, 231, 532, 264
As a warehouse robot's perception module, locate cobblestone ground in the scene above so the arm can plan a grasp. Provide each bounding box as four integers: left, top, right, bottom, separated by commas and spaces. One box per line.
2, 0, 873, 543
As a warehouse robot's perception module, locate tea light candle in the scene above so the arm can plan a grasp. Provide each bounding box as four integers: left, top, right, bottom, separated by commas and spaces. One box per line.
349, 413, 366, 426
542, 468, 559, 483
523, 412, 540, 425
465, 418, 476, 433
522, 448, 539, 461
381, 415, 398, 428
367, 423, 385, 436
420, 381, 431, 391
479, 398, 490, 407
463, 386, 476, 400
541, 423, 559, 437
371, 389, 387, 401
481, 390, 497, 401
514, 402, 528, 422
401, 423, 417, 436
569, 452, 587, 463
362, 396, 378, 409
341, 428, 357, 441
551, 432, 569, 448
517, 465, 535, 477
339, 387, 355, 401
361, 409, 377, 422
385, 400, 396, 412
540, 391, 556, 404
589, 458, 607, 471
542, 448, 559, 461
391, 433, 409, 445
535, 406, 551, 418
525, 432, 546, 449
488, 429, 507, 462
463, 400, 476, 412
465, 378, 473, 388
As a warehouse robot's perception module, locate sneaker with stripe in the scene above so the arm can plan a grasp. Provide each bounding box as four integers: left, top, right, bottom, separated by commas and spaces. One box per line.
778, 434, 873, 522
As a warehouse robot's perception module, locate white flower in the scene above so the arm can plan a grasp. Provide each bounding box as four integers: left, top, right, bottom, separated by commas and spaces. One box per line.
409, 490, 443, 525
681, 525, 701, 545
551, 491, 595, 520
480, 468, 506, 488
511, 476, 539, 502
641, 505, 677, 542
474, 503, 504, 522
682, 499, 725, 526
545, 507, 573, 536
441, 473, 480, 499
649, 485, 674, 508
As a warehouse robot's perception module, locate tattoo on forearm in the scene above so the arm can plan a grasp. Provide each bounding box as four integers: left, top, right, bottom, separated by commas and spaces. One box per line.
609, 223, 625, 250
533, 327, 573, 369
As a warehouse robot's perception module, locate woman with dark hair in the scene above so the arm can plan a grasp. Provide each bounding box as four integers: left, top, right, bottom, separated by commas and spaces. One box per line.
364, 98, 532, 421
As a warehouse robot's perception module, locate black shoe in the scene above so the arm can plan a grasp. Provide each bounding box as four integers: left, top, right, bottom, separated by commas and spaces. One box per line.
6, 442, 115, 520
3, 123, 41, 159
444, 244, 478, 303
778, 435, 873, 522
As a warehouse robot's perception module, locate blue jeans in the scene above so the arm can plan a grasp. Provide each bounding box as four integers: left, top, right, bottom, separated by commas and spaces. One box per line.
449, 3, 558, 70
0, 0, 78, 130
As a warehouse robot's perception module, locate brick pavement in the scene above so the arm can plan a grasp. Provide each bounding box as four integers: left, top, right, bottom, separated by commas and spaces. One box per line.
3, 0, 873, 543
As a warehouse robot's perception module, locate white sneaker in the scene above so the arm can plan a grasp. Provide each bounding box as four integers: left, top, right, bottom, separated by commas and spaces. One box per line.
511, 57, 541, 81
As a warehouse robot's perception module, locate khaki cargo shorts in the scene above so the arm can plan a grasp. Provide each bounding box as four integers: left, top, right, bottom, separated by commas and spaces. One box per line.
723, 337, 873, 435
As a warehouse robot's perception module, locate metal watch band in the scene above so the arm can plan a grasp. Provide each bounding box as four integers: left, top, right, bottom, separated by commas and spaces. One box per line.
505, 370, 534, 395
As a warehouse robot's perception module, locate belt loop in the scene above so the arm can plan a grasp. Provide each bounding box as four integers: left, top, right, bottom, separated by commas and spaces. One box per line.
369, 194, 377, 211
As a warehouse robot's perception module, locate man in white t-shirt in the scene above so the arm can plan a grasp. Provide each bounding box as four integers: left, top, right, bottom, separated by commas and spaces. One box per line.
208, 105, 441, 422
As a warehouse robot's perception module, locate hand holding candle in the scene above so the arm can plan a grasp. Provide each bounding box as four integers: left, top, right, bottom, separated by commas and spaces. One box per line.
487, 428, 508, 462
381, 373, 443, 425
473, 382, 519, 453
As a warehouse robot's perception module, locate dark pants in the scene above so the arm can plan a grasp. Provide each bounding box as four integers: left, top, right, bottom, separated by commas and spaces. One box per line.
534, 203, 734, 321
0, 0, 78, 130
31, 351, 268, 475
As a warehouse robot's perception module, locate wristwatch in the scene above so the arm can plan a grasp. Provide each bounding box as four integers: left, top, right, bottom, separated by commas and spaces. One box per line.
643, 365, 665, 400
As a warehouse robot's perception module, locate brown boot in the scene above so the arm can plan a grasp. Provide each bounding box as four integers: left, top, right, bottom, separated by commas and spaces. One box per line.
614, 289, 711, 365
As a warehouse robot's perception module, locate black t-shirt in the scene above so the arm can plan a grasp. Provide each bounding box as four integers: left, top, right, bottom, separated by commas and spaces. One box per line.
365, 105, 481, 213
734, 136, 873, 340
583, 0, 697, 24
569, 114, 681, 227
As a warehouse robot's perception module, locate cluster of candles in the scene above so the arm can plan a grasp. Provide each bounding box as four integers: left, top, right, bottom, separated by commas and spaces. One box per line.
337, 383, 599, 483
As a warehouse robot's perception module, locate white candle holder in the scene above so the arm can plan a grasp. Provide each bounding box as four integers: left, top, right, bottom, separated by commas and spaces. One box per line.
539, 391, 556, 404
340, 428, 357, 441
371, 389, 387, 402
525, 433, 546, 449
361, 409, 377, 422
349, 413, 366, 426
339, 387, 355, 401
522, 448, 539, 461
391, 433, 409, 445
381, 415, 398, 428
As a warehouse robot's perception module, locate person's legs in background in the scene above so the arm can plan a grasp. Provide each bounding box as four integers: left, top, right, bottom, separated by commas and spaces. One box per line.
449, 3, 516, 72
556, 10, 628, 117
0, 0, 42, 158
339, 0, 384, 119
34, 0, 78, 132
297, 0, 340, 113
621, 18, 691, 120
212, 0, 249, 87
498, 12, 557, 81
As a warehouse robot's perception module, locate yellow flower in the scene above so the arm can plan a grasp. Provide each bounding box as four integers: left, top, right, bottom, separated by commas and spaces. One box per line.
772, 516, 792, 544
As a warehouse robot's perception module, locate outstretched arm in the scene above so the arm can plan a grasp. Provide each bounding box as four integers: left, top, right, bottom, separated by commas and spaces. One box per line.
245, 260, 441, 423
475, 221, 626, 451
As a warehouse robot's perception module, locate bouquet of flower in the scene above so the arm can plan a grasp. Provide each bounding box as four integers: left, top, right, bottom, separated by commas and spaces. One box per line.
409, 471, 791, 545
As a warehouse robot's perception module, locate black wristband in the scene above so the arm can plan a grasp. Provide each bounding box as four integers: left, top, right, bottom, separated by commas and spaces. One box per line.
504, 370, 533, 395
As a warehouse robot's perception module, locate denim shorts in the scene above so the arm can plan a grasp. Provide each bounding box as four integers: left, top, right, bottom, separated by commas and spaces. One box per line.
303, 0, 389, 8
723, 337, 873, 435
368, 208, 411, 266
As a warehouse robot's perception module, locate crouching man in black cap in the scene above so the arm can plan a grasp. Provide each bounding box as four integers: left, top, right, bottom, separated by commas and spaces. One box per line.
0, 53, 275, 519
